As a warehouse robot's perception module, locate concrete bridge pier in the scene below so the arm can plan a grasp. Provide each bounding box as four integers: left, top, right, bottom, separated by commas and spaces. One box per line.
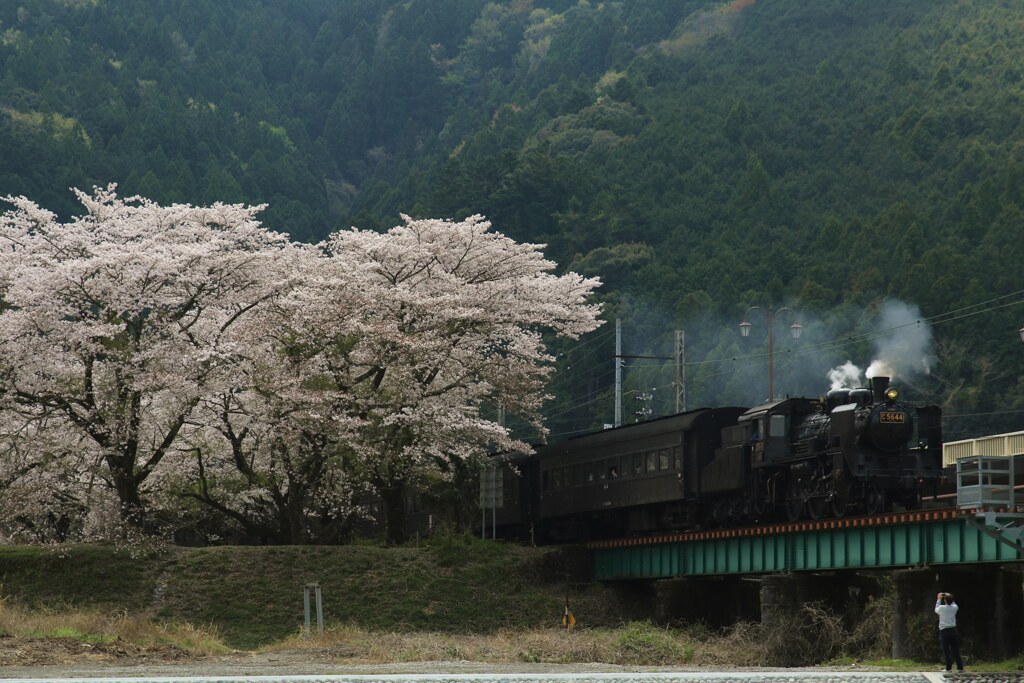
893, 565, 1024, 661
759, 572, 881, 628
760, 573, 801, 627
892, 567, 932, 660
654, 576, 760, 627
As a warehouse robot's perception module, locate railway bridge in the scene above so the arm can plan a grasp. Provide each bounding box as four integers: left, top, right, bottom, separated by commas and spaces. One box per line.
583, 452, 1024, 660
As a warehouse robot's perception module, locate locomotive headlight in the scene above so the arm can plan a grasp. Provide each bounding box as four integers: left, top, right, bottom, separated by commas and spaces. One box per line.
885, 387, 899, 402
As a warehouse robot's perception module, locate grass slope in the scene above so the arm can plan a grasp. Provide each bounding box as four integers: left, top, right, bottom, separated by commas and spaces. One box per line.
0, 541, 642, 649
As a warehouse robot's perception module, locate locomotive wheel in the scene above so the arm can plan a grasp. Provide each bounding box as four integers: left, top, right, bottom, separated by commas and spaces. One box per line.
751, 492, 768, 519
786, 495, 804, 522
712, 500, 729, 526
732, 498, 751, 524
785, 477, 804, 522
864, 485, 886, 516
829, 494, 847, 518
806, 473, 828, 520
807, 494, 828, 520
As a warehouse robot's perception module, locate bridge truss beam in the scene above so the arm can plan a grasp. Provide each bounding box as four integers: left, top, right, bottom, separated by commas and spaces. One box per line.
588, 509, 1023, 580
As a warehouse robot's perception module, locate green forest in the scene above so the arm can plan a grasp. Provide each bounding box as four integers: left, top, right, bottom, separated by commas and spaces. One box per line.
2, 0, 1023, 443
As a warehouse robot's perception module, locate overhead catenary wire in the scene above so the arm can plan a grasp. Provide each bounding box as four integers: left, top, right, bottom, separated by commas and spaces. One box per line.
545, 289, 1024, 431
646, 290, 1024, 370
548, 326, 616, 376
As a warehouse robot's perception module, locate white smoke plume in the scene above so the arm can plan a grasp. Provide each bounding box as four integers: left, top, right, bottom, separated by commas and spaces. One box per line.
828, 299, 933, 389
867, 299, 933, 379
828, 361, 862, 390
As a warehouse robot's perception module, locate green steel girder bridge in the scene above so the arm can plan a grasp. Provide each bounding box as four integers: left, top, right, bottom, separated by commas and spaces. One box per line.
587, 508, 1024, 580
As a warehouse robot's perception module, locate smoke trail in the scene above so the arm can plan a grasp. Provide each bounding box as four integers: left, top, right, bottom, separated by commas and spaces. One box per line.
866, 299, 933, 380
828, 361, 862, 390
828, 299, 933, 389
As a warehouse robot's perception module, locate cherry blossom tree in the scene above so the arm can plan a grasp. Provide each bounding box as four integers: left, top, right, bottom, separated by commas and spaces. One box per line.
167, 335, 367, 545
284, 214, 603, 543
0, 189, 601, 545
0, 408, 101, 543
0, 186, 296, 534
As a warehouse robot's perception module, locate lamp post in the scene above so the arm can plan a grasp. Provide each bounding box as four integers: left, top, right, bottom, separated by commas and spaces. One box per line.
739, 305, 802, 401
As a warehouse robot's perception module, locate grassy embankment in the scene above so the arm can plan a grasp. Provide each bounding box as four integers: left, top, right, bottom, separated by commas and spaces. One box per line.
1, 538, 1022, 669
0, 538, 643, 650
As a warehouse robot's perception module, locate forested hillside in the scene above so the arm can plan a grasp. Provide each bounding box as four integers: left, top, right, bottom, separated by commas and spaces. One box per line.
2, 0, 1023, 442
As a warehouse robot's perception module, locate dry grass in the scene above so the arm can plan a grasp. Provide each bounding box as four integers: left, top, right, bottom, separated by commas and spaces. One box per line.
0, 598, 229, 655
257, 596, 899, 669
261, 613, 857, 668
265, 625, 618, 664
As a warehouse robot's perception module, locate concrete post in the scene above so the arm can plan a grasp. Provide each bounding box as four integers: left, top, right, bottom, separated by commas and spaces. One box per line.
892, 567, 933, 659
303, 582, 323, 636
760, 573, 801, 627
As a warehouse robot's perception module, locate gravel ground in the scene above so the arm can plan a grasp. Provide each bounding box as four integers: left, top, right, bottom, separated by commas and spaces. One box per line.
2, 655, 1017, 683
0, 640, 1019, 683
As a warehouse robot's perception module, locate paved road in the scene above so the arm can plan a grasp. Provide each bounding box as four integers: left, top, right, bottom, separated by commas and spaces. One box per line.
7, 672, 1017, 683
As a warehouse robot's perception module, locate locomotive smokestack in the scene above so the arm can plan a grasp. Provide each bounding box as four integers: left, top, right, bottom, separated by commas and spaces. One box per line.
871, 376, 890, 402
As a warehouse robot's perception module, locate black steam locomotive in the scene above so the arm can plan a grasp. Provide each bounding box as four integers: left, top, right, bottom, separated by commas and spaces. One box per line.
487, 376, 943, 543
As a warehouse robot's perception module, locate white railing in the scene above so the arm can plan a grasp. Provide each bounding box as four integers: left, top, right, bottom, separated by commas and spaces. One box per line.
943, 430, 1024, 467
956, 456, 1019, 510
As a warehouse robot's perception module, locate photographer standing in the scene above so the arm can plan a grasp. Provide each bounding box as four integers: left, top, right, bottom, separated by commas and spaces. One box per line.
935, 592, 964, 672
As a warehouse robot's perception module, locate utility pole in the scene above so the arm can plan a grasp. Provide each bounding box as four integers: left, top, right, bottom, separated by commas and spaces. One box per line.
739, 306, 801, 401
614, 322, 685, 423
615, 318, 622, 427
675, 330, 685, 413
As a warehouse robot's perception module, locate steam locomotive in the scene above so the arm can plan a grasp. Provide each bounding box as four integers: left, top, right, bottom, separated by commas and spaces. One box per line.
486, 376, 943, 543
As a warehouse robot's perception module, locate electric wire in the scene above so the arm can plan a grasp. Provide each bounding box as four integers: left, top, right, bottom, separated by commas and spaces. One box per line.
547, 289, 1024, 430
687, 291, 1024, 368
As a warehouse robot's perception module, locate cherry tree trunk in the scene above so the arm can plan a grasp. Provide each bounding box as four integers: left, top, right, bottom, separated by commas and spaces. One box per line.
380, 485, 408, 546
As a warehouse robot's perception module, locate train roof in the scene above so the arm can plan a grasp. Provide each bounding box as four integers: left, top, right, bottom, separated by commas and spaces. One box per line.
740, 398, 790, 417
542, 406, 748, 456
739, 396, 820, 420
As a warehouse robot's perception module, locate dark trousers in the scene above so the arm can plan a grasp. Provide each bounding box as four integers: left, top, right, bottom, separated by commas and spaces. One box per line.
940, 626, 964, 671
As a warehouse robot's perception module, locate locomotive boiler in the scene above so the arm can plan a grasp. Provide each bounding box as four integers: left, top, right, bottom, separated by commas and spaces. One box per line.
702, 376, 943, 524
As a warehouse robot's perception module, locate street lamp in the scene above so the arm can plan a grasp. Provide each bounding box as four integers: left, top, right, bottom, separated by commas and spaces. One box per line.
739, 305, 802, 401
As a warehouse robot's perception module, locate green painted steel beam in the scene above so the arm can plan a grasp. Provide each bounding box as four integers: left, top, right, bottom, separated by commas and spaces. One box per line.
591, 518, 1024, 580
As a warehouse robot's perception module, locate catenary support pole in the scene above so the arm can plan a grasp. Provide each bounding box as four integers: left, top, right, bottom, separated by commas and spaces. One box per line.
615, 318, 622, 427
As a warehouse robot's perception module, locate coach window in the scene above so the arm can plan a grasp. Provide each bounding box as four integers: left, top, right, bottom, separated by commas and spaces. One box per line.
673, 446, 682, 470
542, 470, 550, 492
554, 468, 564, 490
597, 461, 607, 481
573, 464, 584, 487
646, 451, 657, 473
632, 454, 643, 475
659, 449, 670, 471
607, 461, 619, 479
618, 457, 630, 478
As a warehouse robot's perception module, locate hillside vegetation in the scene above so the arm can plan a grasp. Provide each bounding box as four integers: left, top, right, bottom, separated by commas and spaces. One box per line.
2, 0, 1024, 439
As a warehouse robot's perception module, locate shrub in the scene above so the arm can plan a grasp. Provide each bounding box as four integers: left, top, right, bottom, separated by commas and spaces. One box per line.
614, 621, 684, 665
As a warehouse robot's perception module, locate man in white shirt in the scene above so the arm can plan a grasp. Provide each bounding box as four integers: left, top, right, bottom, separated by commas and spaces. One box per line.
935, 592, 964, 672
